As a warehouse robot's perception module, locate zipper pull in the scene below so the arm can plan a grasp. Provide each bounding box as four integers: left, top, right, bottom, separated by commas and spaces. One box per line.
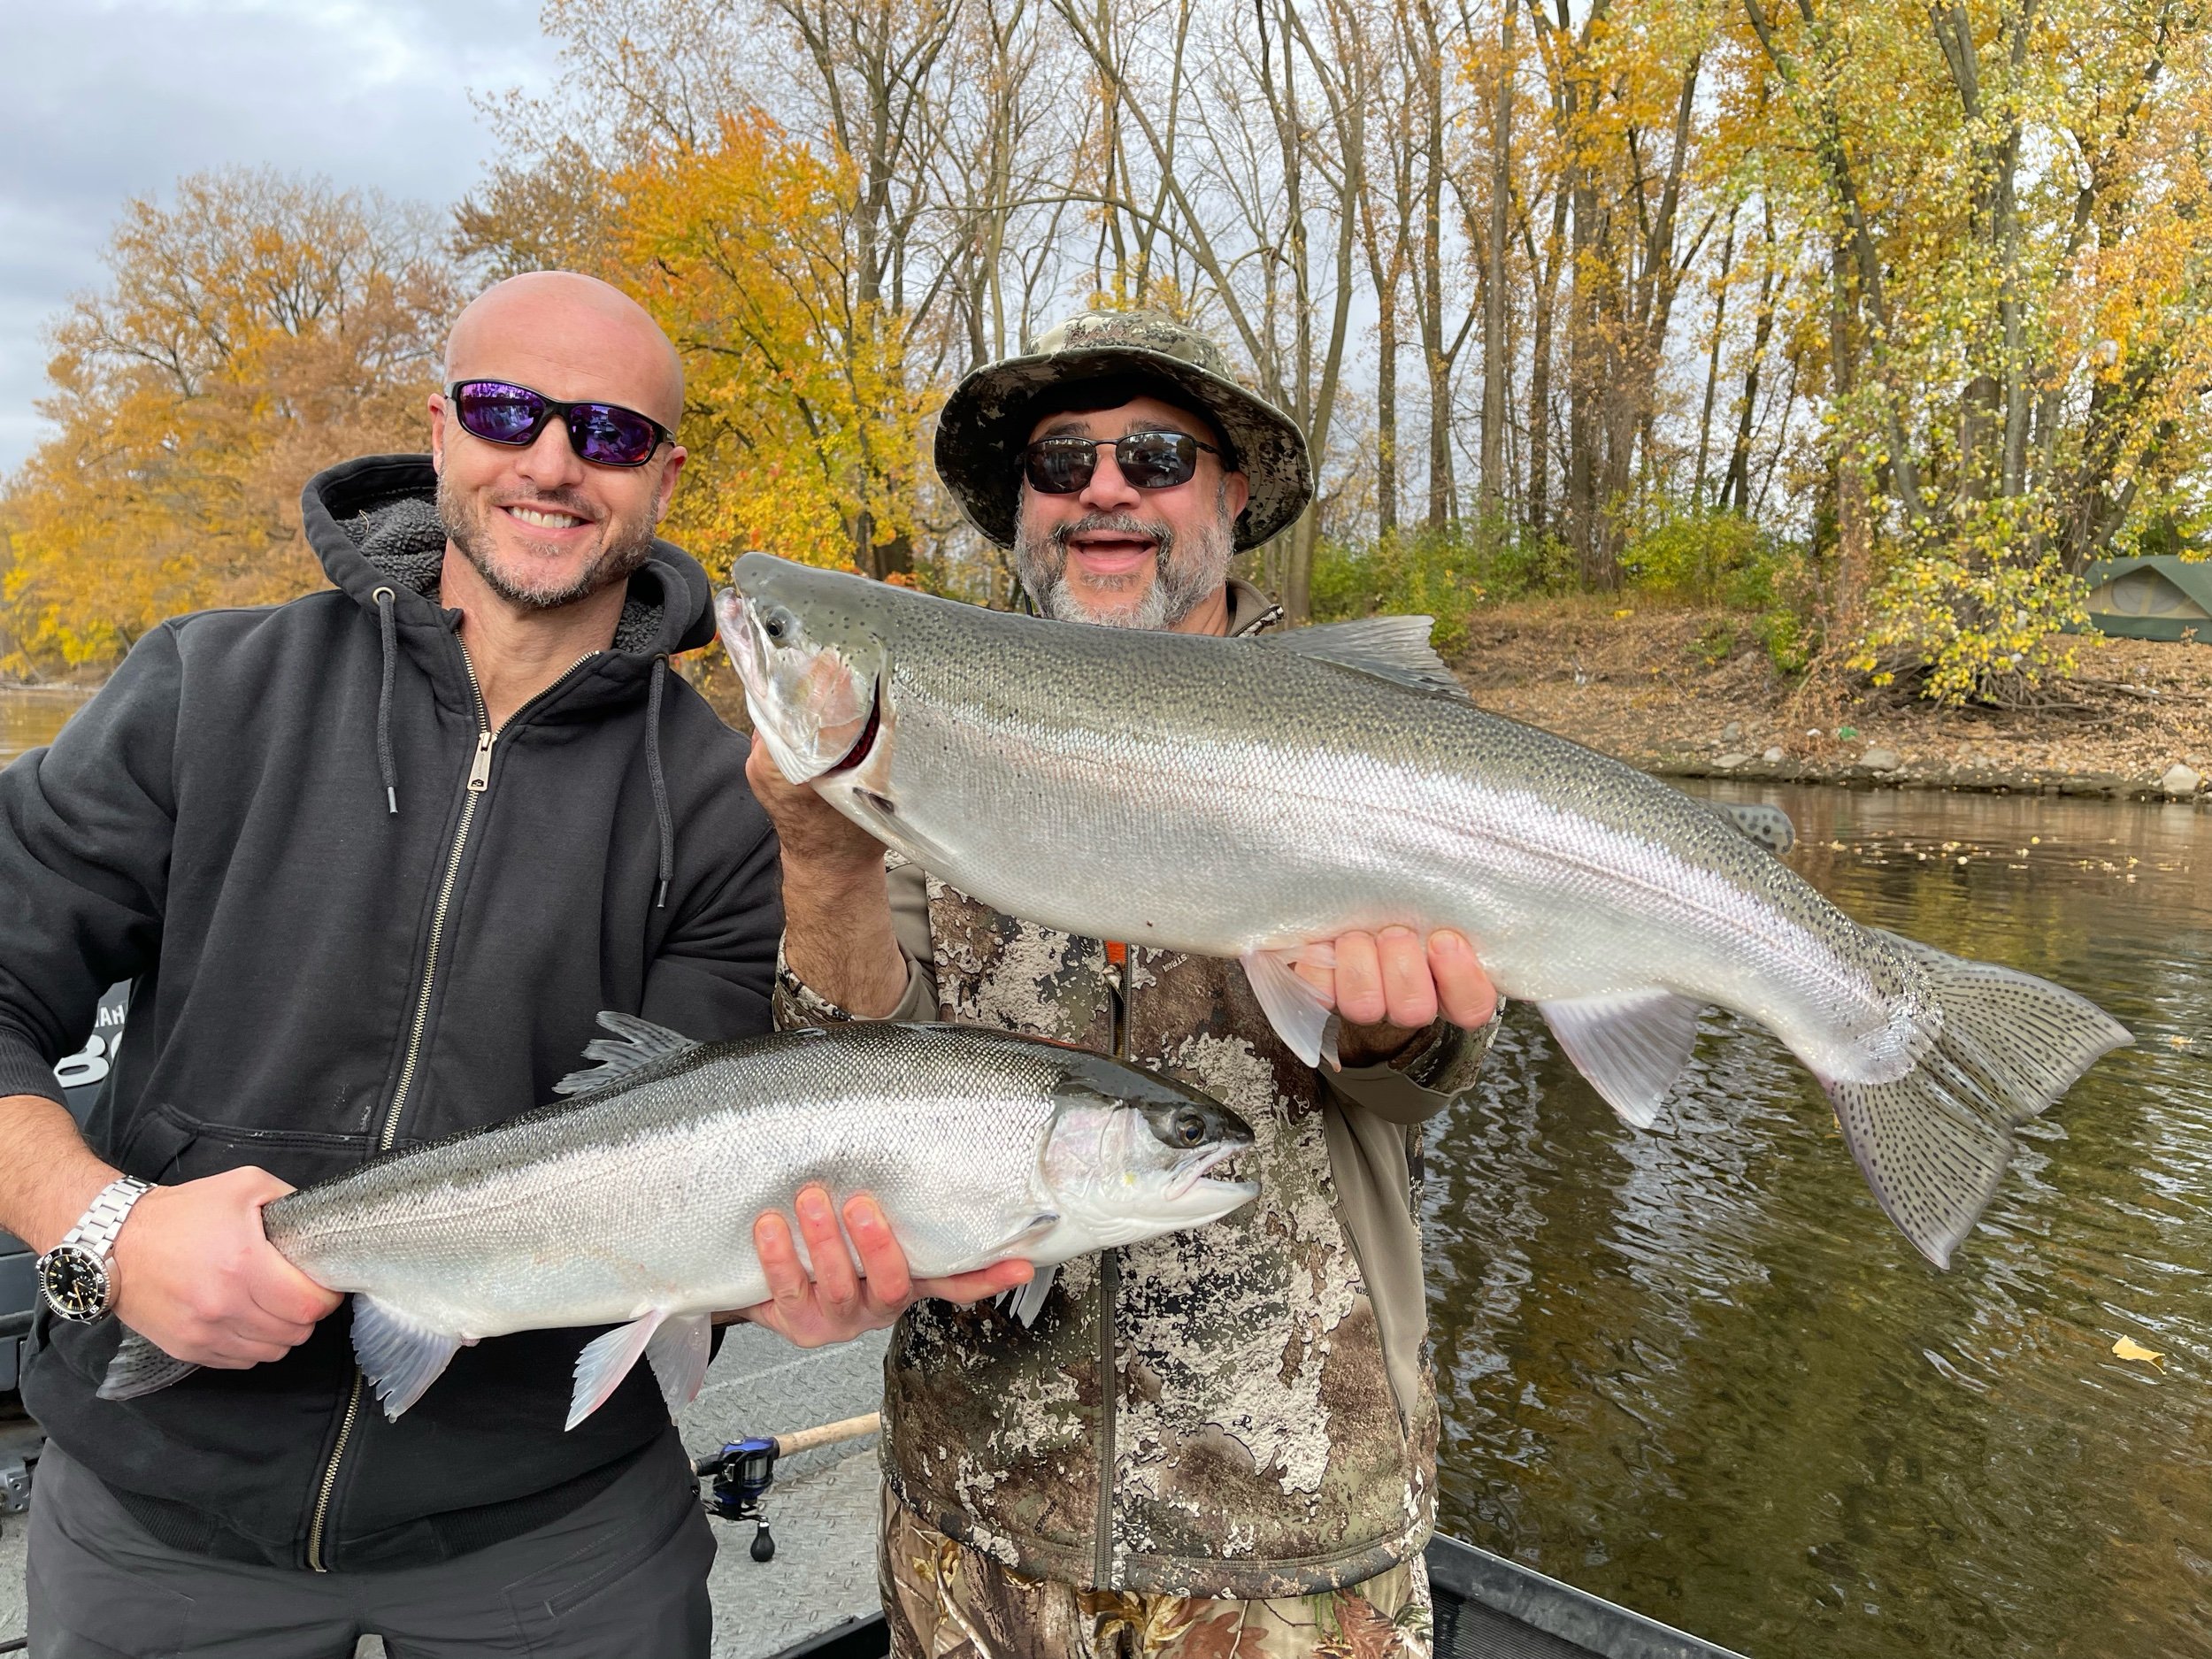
466, 730, 495, 793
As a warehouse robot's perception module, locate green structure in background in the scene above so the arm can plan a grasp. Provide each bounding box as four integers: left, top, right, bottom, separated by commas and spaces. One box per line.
2076, 556, 2212, 642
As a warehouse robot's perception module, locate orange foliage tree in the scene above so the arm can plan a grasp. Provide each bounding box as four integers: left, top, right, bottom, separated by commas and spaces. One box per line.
603, 112, 933, 586
1, 171, 455, 676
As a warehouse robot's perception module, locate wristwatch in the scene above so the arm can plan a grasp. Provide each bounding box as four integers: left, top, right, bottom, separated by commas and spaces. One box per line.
37, 1176, 154, 1324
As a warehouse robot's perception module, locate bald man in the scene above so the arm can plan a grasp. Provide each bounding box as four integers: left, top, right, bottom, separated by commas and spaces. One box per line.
0, 272, 1022, 1657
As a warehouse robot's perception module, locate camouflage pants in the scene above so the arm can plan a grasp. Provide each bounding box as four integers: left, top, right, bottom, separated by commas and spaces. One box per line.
878, 1486, 1432, 1659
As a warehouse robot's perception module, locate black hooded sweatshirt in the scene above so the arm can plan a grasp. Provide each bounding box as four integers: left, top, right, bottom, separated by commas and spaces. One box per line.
2, 454, 780, 1571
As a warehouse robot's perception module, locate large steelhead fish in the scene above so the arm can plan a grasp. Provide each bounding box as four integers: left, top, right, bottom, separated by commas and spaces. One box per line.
101, 1017, 1256, 1425
718, 552, 2130, 1269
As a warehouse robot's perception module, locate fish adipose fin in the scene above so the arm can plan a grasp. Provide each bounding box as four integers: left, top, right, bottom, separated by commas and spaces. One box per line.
555, 1011, 703, 1097
1718, 802, 1795, 855
644, 1311, 712, 1417
1539, 989, 1706, 1128
352, 1295, 466, 1421
1241, 949, 1340, 1069
97, 1332, 201, 1402
569, 1310, 668, 1431
1824, 939, 2131, 1269
1255, 617, 1471, 701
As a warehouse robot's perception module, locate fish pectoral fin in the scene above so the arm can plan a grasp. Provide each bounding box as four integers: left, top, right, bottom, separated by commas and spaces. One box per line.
350, 1296, 465, 1422
1254, 617, 1471, 701
643, 1311, 713, 1418
1004, 1263, 1060, 1328
1539, 989, 1706, 1129
1241, 949, 1340, 1070
568, 1310, 667, 1432
987, 1211, 1061, 1255
833, 785, 962, 879
554, 1011, 703, 1097
97, 1331, 200, 1402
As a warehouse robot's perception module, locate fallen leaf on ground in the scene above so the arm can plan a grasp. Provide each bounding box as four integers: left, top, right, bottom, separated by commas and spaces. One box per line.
2113, 1336, 2166, 1370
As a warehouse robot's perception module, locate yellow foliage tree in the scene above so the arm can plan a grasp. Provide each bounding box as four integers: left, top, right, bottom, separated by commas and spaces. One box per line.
600, 111, 933, 587
1, 171, 456, 677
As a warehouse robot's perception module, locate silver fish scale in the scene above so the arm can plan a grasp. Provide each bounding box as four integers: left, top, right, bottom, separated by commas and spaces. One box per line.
864, 607, 1931, 1086
265, 1024, 1073, 1336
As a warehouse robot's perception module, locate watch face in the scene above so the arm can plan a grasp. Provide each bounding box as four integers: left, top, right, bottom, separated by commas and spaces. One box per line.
40, 1246, 113, 1322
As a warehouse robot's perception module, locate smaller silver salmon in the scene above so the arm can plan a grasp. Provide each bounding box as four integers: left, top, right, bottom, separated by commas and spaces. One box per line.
102, 1018, 1257, 1428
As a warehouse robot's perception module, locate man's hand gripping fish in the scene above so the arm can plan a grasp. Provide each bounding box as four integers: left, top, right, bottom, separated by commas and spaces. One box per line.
718, 552, 2130, 1270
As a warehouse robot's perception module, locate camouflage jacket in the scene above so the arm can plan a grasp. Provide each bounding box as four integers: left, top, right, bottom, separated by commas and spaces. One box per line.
771, 584, 1497, 1598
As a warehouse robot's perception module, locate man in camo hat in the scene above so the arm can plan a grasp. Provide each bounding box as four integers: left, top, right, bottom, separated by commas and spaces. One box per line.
748, 308, 1501, 1658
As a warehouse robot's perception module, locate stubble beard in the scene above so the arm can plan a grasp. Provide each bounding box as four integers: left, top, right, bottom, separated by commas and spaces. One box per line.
437, 473, 659, 611
1012, 489, 1235, 631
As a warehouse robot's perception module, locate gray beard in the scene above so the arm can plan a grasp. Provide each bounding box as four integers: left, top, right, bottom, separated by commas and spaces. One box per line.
437, 473, 657, 611
1012, 503, 1233, 631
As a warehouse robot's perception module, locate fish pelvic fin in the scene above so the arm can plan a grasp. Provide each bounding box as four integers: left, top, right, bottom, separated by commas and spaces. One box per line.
96, 1331, 201, 1402
351, 1296, 466, 1421
1001, 1263, 1061, 1328
1538, 989, 1705, 1128
1824, 941, 2131, 1269
568, 1310, 667, 1431
644, 1311, 713, 1418
1241, 948, 1340, 1069
554, 1011, 703, 1098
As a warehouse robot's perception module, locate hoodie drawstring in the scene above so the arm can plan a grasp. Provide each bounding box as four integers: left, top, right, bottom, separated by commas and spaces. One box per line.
373, 587, 399, 814
647, 655, 674, 909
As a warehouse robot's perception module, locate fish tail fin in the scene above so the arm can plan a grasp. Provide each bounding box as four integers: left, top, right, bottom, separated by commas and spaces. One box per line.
1824, 943, 2130, 1269
97, 1332, 201, 1401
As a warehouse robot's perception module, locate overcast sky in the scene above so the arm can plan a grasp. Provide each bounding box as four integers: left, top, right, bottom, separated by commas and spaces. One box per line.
0, 0, 567, 475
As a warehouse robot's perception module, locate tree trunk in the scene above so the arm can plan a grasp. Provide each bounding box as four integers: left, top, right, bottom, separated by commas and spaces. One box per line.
1480, 2, 1514, 515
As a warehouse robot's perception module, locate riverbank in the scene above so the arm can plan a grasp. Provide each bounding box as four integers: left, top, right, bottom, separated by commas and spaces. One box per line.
1449, 598, 2210, 802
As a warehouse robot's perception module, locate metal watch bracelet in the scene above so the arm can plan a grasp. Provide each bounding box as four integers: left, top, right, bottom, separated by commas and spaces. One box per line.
37, 1175, 154, 1323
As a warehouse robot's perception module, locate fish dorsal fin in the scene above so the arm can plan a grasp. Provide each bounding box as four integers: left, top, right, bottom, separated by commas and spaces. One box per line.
1718, 802, 1796, 855
1539, 989, 1706, 1128
1256, 617, 1470, 700
554, 1010, 703, 1097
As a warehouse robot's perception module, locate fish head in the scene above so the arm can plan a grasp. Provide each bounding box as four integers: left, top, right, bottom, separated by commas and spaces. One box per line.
715, 554, 894, 785
1038, 1059, 1259, 1249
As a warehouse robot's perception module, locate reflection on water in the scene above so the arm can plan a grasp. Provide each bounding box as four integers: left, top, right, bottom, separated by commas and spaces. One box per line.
1426, 784, 2212, 1658
0, 687, 90, 766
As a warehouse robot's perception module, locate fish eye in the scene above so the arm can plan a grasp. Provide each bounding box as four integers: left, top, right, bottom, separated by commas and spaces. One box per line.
1171, 1107, 1205, 1147
763, 614, 788, 641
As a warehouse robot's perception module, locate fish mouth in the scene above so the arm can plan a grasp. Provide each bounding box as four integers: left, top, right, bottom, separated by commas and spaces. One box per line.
1165, 1142, 1248, 1202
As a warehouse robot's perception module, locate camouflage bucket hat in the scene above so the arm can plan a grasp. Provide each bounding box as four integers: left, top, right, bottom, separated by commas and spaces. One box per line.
933, 310, 1313, 552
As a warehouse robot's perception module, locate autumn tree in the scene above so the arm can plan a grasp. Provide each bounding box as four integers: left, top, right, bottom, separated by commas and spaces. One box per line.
1, 171, 454, 675
606, 112, 933, 580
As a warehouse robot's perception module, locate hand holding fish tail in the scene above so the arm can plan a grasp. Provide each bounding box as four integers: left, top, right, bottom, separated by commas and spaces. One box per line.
111, 1166, 341, 1370
1295, 928, 1498, 1067
738, 1185, 1034, 1349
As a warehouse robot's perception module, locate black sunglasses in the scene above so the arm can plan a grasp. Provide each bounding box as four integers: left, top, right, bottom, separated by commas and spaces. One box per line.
1019, 431, 1223, 495
444, 380, 674, 469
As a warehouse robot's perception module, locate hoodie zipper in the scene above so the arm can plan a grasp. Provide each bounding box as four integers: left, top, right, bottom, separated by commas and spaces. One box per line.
306, 642, 597, 1571
1094, 941, 1136, 1587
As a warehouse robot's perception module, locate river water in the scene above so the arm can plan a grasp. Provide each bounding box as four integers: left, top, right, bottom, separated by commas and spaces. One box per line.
1427, 780, 2212, 1658
0, 687, 88, 767
6, 687, 2206, 1655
